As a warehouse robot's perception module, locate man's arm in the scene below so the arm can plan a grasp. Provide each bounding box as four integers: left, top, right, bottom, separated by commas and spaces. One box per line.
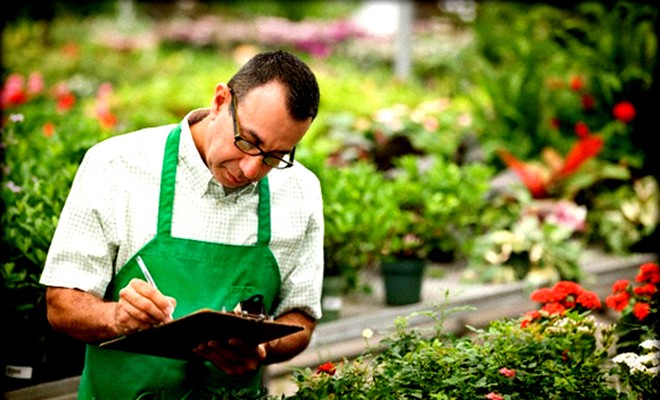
194, 309, 316, 376
264, 310, 316, 365
45, 279, 176, 343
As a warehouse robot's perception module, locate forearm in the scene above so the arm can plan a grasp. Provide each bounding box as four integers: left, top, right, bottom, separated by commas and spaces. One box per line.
264, 310, 316, 365
46, 287, 121, 343
46, 281, 177, 344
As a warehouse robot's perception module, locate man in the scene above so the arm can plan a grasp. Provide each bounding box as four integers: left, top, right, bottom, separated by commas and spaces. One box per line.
40, 50, 323, 399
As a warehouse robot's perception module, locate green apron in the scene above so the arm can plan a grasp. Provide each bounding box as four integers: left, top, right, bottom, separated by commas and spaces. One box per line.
78, 125, 281, 399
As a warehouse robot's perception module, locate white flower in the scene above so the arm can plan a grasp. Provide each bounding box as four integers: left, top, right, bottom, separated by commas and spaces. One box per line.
362, 328, 374, 339
9, 113, 24, 122
640, 339, 660, 350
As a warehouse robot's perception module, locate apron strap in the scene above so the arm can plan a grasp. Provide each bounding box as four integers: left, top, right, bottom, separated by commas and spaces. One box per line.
257, 177, 271, 245
157, 125, 181, 235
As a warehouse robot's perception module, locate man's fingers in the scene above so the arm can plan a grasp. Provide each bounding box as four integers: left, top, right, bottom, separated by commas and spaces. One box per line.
194, 340, 264, 376
119, 279, 174, 323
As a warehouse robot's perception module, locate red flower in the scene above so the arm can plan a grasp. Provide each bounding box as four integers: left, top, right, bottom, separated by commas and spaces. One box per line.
612, 101, 636, 124
43, 122, 56, 138
530, 287, 559, 304
1, 73, 27, 108
552, 281, 583, 299
576, 291, 601, 310
559, 134, 603, 177
550, 117, 561, 130
633, 283, 657, 298
636, 263, 660, 284
605, 291, 631, 311
56, 92, 76, 113
633, 301, 651, 321
581, 94, 595, 110
574, 121, 590, 138
612, 279, 630, 293
316, 361, 336, 375
497, 149, 550, 198
521, 310, 541, 328
542, 302, 566, 316
569, 75, 584, 91
499, 367, 516, 378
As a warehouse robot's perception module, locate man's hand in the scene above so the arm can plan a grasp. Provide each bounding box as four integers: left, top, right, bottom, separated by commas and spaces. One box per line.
194, 339, 267, 376
115, 278, 177, 335
192, 310, 316, 376
45, 281, 176, 343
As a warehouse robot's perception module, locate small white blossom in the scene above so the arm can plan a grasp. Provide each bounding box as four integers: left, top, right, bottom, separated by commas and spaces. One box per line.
362, 328, 374, 339
9, 113, 24, 122
640, 340, 660, 350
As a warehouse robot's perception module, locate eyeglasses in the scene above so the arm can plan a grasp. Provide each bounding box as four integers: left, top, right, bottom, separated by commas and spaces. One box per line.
229, 91, 295, 169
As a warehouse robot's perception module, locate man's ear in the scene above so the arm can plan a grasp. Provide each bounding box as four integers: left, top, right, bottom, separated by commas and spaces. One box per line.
210, 83, 231, 113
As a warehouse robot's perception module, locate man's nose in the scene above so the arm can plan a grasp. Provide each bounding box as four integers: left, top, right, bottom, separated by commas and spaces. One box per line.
240, 155, 264, 179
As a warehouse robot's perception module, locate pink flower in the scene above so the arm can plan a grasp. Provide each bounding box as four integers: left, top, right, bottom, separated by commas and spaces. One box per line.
499, 367, 516, 378
486, 393, 504, 400
27, 72, 44, 96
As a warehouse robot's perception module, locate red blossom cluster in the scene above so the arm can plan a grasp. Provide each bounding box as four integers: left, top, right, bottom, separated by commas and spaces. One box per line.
522, 281, 601, 328
1, 72, 117, 133
605, 262, 659, 321
315, 361, 336, 375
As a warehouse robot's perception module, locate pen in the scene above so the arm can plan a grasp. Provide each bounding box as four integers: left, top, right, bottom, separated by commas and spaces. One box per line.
136, 255, 159, 291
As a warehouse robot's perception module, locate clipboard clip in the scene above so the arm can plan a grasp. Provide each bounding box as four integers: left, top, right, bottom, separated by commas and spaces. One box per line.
235, 294, 268, 322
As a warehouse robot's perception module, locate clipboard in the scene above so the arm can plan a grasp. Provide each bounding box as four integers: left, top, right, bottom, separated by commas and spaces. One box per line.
99, 309, 304, 360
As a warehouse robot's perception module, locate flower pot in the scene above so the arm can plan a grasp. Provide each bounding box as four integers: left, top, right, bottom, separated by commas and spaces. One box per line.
381, 258, 425, 305
320, 275, 346, 322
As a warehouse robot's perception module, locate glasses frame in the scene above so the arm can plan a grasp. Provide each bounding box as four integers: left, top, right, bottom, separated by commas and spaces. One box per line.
229, 90, 295, 169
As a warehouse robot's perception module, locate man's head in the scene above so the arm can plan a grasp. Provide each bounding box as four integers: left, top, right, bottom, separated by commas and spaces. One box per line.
194, 50, 320, 189
228, 50, 320, 122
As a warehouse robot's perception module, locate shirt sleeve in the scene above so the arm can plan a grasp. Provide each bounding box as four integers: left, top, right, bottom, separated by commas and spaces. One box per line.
271, 167, 325, 320
40, 140, 120, 298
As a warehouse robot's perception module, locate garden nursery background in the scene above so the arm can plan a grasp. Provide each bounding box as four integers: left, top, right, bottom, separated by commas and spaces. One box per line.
2, 0, 659, 399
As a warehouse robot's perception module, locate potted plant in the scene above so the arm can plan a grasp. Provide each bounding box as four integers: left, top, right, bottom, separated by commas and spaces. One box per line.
317, 161, 399, 319
378, 154, 494, 305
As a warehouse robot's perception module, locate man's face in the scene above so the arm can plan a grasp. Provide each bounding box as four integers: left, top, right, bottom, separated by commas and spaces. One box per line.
203, 81, 312, 188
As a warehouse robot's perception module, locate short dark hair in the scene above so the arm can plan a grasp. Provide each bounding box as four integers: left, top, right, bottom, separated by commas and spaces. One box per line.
228, 50, 320, 121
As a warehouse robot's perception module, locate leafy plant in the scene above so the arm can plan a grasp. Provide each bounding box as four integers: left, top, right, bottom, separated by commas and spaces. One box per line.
381, 154, 493, 263
317, 161, 398, 292
464, 199, 587, 284
285, 282, 625, 399
605, 262, 659, 353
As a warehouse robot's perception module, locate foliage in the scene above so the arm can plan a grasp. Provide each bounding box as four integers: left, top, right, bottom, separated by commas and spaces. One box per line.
1, 71, 116, 382
606, 263, 660, 354
464, 198, 587, 284
285, 283, 624, 399
589, 176, 659, 254
467, 1, 657, 170
612, 339, 660, 399
605, 262, 660, 399
381, 155, 493, 263
316, 161, 398, 292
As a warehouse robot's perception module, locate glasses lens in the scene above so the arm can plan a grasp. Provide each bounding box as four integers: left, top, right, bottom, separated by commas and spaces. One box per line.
235, 139, 261, 155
